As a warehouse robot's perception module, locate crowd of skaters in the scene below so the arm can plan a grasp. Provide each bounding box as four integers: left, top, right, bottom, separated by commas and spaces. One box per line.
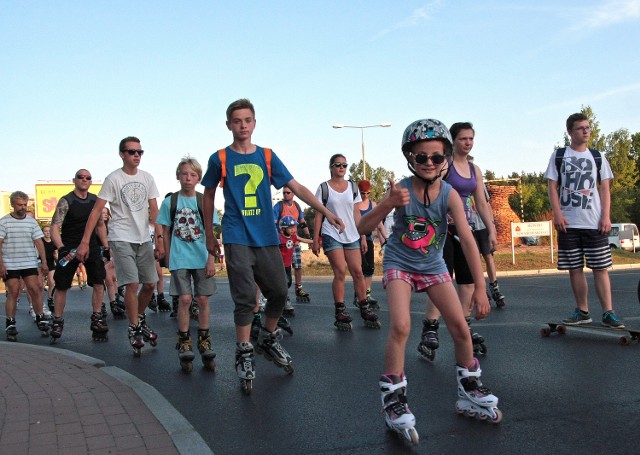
0, 101, 624, 445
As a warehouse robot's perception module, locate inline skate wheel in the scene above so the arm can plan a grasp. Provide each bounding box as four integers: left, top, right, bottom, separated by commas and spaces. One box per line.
49, 337, 57, 345
203, 358, 216, 372
133, 348, 141, 357
283, 363, 294, 375
406, 427, 419, 445
365, 320, 382, 329
150, 340, 157, 347
241, 379, 252, 395
417, 344, 436, 361
334, 321, 352, 331
496, 299, 506, 308
478, 343, 487, 355
180, 360, 193, 373
491, 408, 503, 423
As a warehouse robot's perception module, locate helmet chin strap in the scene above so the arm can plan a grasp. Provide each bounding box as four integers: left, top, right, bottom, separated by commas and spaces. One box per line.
406, 161, 448, 207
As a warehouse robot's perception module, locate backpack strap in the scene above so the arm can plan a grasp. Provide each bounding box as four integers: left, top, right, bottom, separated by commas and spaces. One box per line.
321, 181, 329, 206
217, 148, 227, 188
264, 148, 272, 183
170, 192, 205, 231
293, 201, 303, 221
555, 147, 602, 194
349, 180, 358, 200
589, 148, 602, 185
554, 147, 566, 196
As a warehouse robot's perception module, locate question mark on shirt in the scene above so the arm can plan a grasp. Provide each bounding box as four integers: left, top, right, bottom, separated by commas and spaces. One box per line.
235, 164, 264, 211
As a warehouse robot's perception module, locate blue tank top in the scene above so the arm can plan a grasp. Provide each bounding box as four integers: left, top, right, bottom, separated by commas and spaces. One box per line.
359, 199, 374, 240
445, 161, 477, 228
382, 178, 451, 275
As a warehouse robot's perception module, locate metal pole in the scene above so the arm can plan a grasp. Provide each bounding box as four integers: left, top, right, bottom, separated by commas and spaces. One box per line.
361, 128, 366, 180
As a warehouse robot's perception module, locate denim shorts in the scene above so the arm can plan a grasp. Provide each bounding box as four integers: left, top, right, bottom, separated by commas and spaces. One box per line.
322, 235, 361, 253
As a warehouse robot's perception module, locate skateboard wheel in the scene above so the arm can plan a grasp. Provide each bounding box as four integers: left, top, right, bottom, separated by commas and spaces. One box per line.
619, 336, 631, 346
557, 325, 567, 335
541, 327, 551, 337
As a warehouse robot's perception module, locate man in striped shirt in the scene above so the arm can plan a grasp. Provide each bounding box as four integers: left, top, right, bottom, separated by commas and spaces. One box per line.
0, 191, 49, 341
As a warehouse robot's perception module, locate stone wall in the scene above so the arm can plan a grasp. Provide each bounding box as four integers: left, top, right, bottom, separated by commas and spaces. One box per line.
487, 185, 521, 244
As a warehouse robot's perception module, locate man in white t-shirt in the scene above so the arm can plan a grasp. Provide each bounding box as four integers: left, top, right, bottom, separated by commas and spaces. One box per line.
76, 136, 164, 355
545, 112, 623, 328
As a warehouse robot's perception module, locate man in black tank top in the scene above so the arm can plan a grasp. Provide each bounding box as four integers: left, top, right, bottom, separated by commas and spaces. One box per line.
49, 169, 110, 341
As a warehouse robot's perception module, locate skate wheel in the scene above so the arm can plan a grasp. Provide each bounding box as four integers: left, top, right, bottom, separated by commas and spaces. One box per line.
151, 340, 157, 347
465, 410, 477, 418
407, 428, 419, 444
557, 325, 567, 335
133, 348, 141, 357
180, 361, 193, 373
241, 379, 252, 395
491, 409, 503, 424
283, 363, 294, 375
203, 359, 216, 372
541, 327, 551, 337
619, 336, 631, 346
49, 337, 57, 345
479, 344, 487, 355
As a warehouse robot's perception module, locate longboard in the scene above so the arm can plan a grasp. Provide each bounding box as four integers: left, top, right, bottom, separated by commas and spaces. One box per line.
541, 321, 640, 345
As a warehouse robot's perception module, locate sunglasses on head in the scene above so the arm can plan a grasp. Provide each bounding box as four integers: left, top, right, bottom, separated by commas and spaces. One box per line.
123, 149, 144, 156
75, 174, 92, 180
331, 163, 348, 169
414, 154, 446, 165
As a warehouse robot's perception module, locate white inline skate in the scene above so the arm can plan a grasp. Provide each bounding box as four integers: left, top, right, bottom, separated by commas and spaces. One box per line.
236, 342, 256, 395
379, 374, 419, 444
455, 359, 502, 423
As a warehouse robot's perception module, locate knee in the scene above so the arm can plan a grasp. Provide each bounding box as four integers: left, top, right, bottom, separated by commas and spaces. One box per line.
389, 319, 411, 342
448, 319, 471, 343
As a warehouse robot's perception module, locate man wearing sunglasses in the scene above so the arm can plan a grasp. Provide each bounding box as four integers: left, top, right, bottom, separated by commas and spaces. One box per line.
49, 169, 109, 342
76, 136, 164, 356
273, 185, 312, 305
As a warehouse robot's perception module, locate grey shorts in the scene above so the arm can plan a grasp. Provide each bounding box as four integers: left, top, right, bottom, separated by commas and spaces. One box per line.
109, 241, 157, 286
169, 268, 216, 297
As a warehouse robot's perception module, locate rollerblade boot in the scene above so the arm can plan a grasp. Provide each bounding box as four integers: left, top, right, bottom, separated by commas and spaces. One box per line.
90, 312, 109, 341
36, 314, 50, 336
47, 297, 55, 313
176, 331, 195, 373
197, 329, 216, 371
417, 319, 439, 361
359, 300, 381, 329
250, 312, 263, 342
366, 289, 380, 310
236, 342, 256, 395
128, 323, 145, 357
379, 374, 419, 444
170, 296, 179, 318
138, 313, 158, 346
455, 358, 502, 423
466, 317, 487, 355
283, 296, 295, 317
49, 317, 64, 343
256, 327, 294, 374
100, 302, 108, 320
189, 299, 199, 321
110, 300, 126, 319
278, 315, 293, 335
148, 293, 158, 312
295, 285, 310, 303
489, 280, 506, 308
334, 302, 353, 331
157, 293, 171, 312
6, 318, 18, 342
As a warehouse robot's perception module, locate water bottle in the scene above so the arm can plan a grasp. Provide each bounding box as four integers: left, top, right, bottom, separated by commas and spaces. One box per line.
58, 249, 77, 267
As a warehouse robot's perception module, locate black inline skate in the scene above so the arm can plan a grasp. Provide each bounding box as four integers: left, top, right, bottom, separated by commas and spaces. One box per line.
90, 312, 109, 341
197, 329, 216, 371
138, 313, 158, 347
176, 331, 195, 373
35, 313, 50, 336
110, 299, 126, 319
366, 289, 380, 310
100, 302, 108, 320
50, 317, 64, 344
170, 296, 179, 318
148, 293, 158, 313
278, 315, 293, 335
417, 319, 439, 361
250, 312, 263, 342
157, 293, 171, 312
6, 317, 18, 342
128, 323, 145, 357
236, 342, 256, 395
283, 296, 295, 317
295, 285, 310, 303
466, 317, 487, 355
489, 280, 506, 308
47, 297, 55, 313
334, 302, 353, 331
359, 300, 381, 329
255, 327, 294, 374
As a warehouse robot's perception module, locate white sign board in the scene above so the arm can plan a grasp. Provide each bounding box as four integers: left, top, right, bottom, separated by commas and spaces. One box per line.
511, 221, 554, 265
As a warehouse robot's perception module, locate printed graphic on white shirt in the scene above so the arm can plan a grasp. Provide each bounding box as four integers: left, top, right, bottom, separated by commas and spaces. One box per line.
560, 156, 596, 210
173, 207, 203, 243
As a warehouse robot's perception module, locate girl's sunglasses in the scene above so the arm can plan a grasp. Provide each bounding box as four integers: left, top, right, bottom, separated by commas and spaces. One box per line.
414, 154, 446, 165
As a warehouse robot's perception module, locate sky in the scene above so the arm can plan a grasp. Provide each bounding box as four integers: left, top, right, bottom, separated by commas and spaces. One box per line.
2, 0, 639, 213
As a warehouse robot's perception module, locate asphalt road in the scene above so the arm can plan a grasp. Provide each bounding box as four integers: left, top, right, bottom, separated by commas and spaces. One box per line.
4, 269, 640, 454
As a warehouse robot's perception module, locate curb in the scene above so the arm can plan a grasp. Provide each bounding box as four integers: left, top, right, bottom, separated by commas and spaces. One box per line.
3, 343, 213, 455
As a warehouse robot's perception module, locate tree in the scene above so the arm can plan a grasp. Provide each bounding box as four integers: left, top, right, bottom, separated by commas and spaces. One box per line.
604, 128, 639, 221
349, 160, 395, 202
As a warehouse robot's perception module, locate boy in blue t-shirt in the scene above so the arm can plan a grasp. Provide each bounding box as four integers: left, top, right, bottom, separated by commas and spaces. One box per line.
157, 157, 217, 373
202, 98, 343, 392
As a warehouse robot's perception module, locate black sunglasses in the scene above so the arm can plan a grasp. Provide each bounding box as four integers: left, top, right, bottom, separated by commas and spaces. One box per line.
282, 191, 292, 195
75, 174, 92, 180
414, 154, 446, 165
123, 149, 144, 156
331, 163, 348, 169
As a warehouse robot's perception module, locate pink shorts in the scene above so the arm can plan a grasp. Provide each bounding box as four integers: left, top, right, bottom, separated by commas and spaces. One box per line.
382, 269, 451, 293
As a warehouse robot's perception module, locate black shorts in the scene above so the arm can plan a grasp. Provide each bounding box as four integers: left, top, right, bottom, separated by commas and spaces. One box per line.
54, 255, 106, 290
3, 268, 39, 281
473, 228, 493, 256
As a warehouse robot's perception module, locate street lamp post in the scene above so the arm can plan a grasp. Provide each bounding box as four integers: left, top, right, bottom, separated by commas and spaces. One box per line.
332, 123, 391, 180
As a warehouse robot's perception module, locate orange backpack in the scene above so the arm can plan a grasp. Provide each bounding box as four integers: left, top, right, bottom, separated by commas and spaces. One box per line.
218, 147, 272, 188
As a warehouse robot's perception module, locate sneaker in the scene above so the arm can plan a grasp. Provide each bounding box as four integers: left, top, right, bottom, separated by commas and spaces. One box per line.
562, 308, 592, 325
602, 311, 625, 328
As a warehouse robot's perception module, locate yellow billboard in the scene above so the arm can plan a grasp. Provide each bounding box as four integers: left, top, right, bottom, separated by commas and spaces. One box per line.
35, 183, 102, 220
